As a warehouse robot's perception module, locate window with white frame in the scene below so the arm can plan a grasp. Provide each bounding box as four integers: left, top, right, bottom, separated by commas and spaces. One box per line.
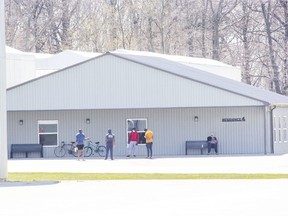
38, 120, 58, 146
273, 115, 288, 144
283, 116, 287, 143
126, 119, 147, 144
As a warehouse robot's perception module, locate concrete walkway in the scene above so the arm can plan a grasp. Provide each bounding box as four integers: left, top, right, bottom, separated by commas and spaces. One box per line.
1, 154, 288, 216
7, 154, 288, 173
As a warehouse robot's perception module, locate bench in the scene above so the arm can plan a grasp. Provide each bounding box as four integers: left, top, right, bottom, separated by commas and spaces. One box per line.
185, 140, 208, 155
10, 144, 43, 158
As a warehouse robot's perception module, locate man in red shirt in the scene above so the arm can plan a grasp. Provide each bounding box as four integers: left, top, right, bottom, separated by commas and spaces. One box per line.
127, 127, 139, 157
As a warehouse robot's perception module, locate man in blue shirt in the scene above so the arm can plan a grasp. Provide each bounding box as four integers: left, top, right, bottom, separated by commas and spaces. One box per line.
76, 129, 87, 160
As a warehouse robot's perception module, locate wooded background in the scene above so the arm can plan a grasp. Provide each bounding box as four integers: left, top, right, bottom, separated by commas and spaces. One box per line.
4, 0, 288, 95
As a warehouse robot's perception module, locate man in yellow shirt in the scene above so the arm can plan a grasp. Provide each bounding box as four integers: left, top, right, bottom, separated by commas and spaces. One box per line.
144, 129, 154, 159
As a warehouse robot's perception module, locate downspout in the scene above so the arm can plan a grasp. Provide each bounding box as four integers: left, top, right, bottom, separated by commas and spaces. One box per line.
264, 106, 267, 155
270, 105, 276, 154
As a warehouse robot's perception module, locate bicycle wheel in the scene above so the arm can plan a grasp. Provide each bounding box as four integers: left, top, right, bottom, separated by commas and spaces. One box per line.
71, 146, 78, 157
54, 146, 66, 157
84, 146, 93, 157
97, 146, 106, 157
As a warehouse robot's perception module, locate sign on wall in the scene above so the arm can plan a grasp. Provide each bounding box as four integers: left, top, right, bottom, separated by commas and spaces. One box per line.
222, 117, 246, 122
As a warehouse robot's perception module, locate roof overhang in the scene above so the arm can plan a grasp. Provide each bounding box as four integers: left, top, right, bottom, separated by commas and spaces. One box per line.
270, 103, 288, 108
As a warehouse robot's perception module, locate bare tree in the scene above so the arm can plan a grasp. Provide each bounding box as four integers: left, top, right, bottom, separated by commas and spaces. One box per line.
261, 0, 281, 93
207, 0, 238, 60
4, 0, 288, 95
139, 0, 181, 54
201, 0, 208, 57
180, 0, 208, 57
231, 0, 256, 85
273, 0, 288, 95
239, 1, 252, 84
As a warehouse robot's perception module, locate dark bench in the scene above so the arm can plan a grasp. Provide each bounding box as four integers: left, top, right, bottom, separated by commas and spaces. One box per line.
10, 144, 43, 158
185, 140, 208, 155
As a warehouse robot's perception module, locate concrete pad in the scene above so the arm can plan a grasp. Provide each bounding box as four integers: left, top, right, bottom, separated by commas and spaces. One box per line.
0, 180, 288, 216
7, 154, 288, 173
1, 155, 288, 216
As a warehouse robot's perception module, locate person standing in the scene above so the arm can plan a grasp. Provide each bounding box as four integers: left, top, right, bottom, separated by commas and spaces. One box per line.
75, 129, 87, 161
105, 129, 115, 160
127, 127, 139, 157
207, 133, 218, 155
144, 128, 153, 159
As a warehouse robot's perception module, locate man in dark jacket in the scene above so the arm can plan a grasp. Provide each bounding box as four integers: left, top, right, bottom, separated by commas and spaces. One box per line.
207, 133, 218, 155
105, 129, 115, 160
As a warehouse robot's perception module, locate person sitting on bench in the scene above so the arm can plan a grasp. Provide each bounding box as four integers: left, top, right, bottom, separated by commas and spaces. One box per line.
207, 133, 218, 155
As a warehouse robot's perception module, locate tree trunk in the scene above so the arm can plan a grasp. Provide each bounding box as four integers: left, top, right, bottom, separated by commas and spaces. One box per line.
280, 0, 288, 95
261, 2, 281, 94
241, 0, 252, 85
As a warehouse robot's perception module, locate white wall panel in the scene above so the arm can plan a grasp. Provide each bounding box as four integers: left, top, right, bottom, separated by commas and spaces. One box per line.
6, 53, 36, 88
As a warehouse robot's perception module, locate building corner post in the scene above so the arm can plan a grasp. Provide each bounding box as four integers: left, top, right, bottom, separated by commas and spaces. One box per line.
0, 0, 8, 181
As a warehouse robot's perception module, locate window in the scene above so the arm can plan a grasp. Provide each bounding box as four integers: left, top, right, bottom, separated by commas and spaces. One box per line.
282, 116, 288, 143
126, 119, 147, 144
38, 120, 58, 146
273, 115, 288, 144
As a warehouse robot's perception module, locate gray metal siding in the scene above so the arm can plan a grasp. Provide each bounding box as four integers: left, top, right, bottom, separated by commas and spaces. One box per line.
8, 106, 266, 158
7, 55, 264, 111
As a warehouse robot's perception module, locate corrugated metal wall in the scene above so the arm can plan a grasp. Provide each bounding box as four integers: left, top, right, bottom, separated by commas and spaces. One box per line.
8, 106, 267, 158
7, 55, 264, 111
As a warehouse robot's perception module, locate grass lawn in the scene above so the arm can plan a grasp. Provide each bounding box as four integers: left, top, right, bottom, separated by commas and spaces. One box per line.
8, 172, 288, 181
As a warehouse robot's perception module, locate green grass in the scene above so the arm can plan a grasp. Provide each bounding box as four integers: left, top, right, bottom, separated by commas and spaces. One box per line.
7, 172, 288, 181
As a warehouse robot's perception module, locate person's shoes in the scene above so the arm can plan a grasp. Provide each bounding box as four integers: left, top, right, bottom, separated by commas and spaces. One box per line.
133, 155, 136, 157
146, 156, 149, 159
104, 158, 107, 160
149, 157, 152, 159
126, 155, 130, 157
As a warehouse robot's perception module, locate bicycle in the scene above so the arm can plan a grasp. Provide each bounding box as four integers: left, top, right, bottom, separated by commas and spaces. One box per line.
54, 141, 78, 157
84, 140, 106, 157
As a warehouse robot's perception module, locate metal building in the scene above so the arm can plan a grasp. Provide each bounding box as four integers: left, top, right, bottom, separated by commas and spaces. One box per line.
0, 0, 8, 179
7, 52, 288, 158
